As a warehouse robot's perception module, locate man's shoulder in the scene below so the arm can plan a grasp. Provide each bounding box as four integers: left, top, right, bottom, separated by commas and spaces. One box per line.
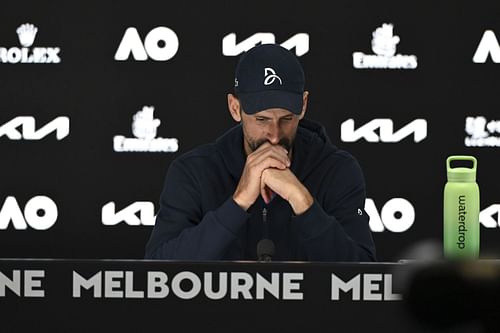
329, 147, 357, 164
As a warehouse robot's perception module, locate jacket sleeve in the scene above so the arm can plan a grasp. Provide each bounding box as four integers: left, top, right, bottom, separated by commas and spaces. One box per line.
144, 159, 250, 260
291, 156, 376, 262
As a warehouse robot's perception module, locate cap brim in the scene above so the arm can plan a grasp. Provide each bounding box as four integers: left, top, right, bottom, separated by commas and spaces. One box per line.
238, 90, 303, 115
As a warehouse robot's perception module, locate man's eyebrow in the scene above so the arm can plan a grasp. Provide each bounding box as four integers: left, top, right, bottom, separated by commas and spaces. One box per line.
255, 115, 294, 119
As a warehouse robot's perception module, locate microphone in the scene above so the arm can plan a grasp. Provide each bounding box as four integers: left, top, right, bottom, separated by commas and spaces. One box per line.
257, 239, 275, 262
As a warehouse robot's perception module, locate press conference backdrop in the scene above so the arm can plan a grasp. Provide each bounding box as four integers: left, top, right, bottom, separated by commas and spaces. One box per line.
1, 0, 500, 261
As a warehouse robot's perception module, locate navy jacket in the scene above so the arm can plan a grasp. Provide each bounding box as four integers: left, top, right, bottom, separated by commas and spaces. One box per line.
145, 119, 376, 261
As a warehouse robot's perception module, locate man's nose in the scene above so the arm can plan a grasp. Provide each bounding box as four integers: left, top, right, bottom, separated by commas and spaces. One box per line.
266, 123, 280, 145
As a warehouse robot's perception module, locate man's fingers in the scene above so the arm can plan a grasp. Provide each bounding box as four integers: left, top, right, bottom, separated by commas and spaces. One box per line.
260, 157, 287, 171
255, 142, 288, 156
251, 147, 290, 168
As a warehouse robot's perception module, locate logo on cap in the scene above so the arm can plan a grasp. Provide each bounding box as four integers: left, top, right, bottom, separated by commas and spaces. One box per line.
263, 67, 282, 86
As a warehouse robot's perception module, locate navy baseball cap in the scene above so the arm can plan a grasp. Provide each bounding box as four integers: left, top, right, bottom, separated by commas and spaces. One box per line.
234, 44, 305, 115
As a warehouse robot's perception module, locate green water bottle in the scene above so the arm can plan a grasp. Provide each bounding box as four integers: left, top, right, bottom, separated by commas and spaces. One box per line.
443, 156, 480, 259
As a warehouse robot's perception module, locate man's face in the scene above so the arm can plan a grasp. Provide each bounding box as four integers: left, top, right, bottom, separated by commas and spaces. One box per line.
240, 108, 301, 155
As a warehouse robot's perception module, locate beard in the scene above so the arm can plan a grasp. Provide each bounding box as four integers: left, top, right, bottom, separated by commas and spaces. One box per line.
248, 137, 293, 153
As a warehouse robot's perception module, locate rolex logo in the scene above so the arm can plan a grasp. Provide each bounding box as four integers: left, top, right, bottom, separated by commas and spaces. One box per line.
16, 23, 38, 47
0, 22, 61, 64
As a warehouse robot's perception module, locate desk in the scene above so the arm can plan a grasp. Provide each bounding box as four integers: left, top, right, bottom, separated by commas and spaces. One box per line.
0, 259, 482, 332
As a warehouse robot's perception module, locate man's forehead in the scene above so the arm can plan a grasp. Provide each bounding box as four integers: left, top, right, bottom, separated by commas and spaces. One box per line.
252, 108, 295, 118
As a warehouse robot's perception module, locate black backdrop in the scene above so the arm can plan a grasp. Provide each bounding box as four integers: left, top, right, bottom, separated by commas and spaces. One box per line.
1, 0, 500, 261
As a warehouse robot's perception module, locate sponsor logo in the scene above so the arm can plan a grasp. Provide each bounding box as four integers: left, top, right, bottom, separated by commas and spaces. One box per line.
102, 201, 155, 226
0, 23, 61, 64
222, 33, 309, 57
341, 119, 427, 143
480, 204, 500, 228
0, 196, 58, 230
365, 198, 415, 233
115, 27, 179, 61
465, 116, 500, 147
353, 23, 417, 69
0, 116, 69, 141
456, 195, 467, 249
113, 106, 178, 153
473, 30, 500, 63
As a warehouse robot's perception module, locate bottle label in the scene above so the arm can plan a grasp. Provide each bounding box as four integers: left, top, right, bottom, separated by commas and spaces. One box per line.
457, 195, 467, 249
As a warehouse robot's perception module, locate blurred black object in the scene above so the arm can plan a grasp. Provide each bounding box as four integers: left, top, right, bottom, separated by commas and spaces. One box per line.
399, 259, 500, 332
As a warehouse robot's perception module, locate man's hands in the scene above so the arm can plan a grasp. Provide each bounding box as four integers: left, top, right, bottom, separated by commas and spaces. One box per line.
233, 142, 290, 211
232, 142, 313, 215
261, 168, 313, 215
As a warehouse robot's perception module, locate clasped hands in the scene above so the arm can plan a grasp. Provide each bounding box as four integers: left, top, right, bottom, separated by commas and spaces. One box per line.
233, 142, 313, 215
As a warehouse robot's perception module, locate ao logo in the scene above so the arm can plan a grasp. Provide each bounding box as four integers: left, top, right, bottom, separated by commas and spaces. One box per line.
222, 33, 309, 57
0, 117, 69, 140
341, 119, 427, 143
365, 198, 415, 232
102, 202, 155, 226
479, 204, 500, 228
115, 27, 179, 61
0, 196, 58, 230
473, 30, 500, 63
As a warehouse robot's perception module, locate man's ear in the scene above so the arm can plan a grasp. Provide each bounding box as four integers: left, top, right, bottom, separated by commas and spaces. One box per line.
227, 93, 242, 122
298, 91, 309, 120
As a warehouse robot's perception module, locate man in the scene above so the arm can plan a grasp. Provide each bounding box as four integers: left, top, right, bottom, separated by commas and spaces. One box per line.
145, 44, 376, 261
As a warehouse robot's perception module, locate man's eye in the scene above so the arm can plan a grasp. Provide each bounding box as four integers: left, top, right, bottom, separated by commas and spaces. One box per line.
256, 118, 266, 122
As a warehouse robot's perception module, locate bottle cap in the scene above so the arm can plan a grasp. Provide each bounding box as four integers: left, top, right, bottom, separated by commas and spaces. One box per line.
446, 155, 477, 182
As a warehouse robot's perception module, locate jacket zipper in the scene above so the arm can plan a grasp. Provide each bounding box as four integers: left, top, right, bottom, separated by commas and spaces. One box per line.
262, 207, 269, 239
